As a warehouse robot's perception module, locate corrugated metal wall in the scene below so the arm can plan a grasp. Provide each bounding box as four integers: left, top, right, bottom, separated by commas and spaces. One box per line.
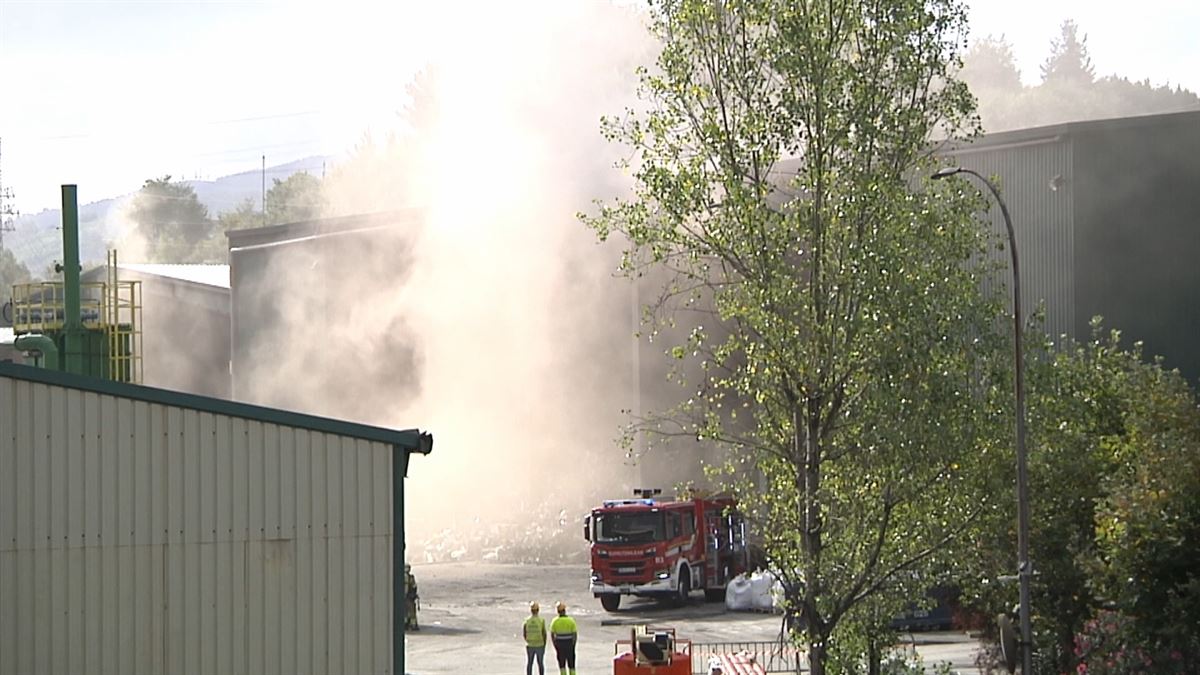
1072, 118, 1200, 383
0, 376, 395, 675
945, 135, 1076, 341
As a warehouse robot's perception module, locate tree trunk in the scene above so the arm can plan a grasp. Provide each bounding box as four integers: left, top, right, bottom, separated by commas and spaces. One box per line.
867, 638, 881, 675
808, 635, 828, 675
799, 400, 826, 674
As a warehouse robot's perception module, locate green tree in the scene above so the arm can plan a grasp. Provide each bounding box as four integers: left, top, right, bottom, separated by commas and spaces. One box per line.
965, 323, 1200, 673
1040, 20, 1095, 85
959, 35, 1027, 132
217, 198, 261, 232
1093, 75, 1200, 117
265, 172, 324, 225
963, 35, 1022, 91
964, 21, 1199, 132
0, 246, 32, 297
1086, 346, 1200, 669
583, 1, 1009, 672
127, 175, 213, 262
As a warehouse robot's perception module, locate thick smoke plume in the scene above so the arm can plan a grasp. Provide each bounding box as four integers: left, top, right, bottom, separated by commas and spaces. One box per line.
237, 3, 658, 556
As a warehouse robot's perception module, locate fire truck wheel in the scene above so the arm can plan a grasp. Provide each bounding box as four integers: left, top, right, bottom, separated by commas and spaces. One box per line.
704, 588, 726, 602
675, 567, 691, 605
599, 594, 622, 612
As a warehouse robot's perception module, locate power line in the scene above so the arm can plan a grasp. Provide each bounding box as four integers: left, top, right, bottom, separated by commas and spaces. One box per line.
0, 138, 18, 248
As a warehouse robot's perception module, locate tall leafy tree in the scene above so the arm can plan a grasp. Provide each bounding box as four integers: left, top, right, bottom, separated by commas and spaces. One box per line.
962, 35, 1022, 91
216, 198, 261, 232
1040, 20, 1095, 85
0, 245, 32, 296
127, 175, 213, 262
959, 35, 1026, 132
265, 172, 324, 225
962, 21, 1199, 131
584, 1, 1009, 672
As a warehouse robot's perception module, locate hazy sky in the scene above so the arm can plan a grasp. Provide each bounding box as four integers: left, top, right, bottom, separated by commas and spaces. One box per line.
968, 0, 1200, 89
0, 0, 1197, 214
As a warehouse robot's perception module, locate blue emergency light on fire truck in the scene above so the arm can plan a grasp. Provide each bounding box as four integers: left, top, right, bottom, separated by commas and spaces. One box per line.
582, 488, 749, 612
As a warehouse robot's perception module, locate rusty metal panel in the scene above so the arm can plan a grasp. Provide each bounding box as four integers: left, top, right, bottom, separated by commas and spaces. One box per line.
0, 372, 397, 675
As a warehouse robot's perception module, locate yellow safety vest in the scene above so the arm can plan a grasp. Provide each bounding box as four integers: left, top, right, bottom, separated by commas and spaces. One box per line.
550, 615, 577, 642
524, 616, 547, 647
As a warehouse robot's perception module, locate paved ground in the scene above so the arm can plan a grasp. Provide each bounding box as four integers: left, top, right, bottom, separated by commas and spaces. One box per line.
404, 562, 986, 674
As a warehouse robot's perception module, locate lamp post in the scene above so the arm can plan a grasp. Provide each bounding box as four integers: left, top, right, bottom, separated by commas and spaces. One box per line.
932, 166, 1033, 674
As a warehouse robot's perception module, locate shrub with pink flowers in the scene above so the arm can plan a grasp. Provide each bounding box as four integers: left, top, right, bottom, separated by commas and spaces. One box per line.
1072, 610, 1190, 675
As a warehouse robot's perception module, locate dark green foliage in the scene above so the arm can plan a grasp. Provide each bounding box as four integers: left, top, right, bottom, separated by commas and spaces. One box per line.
264, 172, 324, 225
216, 198, 261, 233
966, 322, 1200, 674
128, 176, 213, 262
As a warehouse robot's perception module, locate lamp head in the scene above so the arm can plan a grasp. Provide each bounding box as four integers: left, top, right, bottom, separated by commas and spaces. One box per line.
931, 166, 963, 180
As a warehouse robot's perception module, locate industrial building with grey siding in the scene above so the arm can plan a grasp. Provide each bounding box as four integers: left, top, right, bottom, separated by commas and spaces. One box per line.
226, 210, 423, 417
79, 263, 233, 399
0, 360, 430, 675
940, 109, 1200, 383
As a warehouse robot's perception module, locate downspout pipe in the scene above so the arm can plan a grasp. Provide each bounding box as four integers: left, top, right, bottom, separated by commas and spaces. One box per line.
14, 334, 60, 370
393, 431, 432, 675
61, 185, 84, 376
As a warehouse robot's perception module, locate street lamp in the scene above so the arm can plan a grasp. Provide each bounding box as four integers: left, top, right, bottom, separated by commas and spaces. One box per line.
932, 166, 1033, 675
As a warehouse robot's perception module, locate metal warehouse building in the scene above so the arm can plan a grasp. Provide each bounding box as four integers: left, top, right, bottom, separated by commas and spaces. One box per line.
0, 360, 431, 675
226, 210, 423, 416
941, 109, 1200, 383
79, 262, 233, 399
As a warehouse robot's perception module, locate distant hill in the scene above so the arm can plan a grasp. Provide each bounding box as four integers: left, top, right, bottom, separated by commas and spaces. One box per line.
1, 156, 331, 275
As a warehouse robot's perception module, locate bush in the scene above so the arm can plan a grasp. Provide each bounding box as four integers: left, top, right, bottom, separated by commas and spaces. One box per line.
1073, 610, 1192, 674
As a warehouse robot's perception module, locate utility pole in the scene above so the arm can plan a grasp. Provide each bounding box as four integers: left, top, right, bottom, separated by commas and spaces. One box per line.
0, 138, 18, 248
261, 154, 267, 227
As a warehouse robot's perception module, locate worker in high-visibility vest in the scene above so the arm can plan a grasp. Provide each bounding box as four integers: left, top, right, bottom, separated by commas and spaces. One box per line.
550, 601, 578, 675
523, 601, 547, 675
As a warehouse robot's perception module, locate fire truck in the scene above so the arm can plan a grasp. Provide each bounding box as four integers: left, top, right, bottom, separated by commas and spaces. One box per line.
584, 489, 749, 611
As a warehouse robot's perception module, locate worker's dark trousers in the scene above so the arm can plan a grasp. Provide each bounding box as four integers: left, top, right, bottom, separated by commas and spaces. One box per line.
552, 636, 576, 674
526, 645, 545, 675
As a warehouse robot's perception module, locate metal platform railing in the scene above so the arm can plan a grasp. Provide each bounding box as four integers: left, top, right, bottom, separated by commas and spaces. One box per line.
9, 250, 143, 383
690, 640, 806, 674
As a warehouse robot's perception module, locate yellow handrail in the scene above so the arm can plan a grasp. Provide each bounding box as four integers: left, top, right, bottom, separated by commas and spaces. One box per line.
10, 251, 143, 383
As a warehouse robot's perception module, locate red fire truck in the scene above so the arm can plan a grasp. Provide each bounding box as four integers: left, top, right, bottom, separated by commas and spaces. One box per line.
584, 489, 749, 611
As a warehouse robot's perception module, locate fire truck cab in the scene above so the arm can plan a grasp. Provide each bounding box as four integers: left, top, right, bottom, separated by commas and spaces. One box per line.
584, 489, 749, 612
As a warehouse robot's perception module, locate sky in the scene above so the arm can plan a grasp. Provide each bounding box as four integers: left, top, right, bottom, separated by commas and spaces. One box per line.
967, 0, 1200, 89
0, 0, 1197, 214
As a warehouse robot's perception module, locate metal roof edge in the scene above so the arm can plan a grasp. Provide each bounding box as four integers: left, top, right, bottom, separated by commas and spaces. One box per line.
0, 360, 430, 451
226, 208, 426, 250
79, 266, 232, 293
940, 109, 1200, 153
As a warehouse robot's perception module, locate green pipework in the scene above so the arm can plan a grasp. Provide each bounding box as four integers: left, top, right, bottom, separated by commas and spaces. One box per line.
61, 185, 83, 376
14, 334, 60, 370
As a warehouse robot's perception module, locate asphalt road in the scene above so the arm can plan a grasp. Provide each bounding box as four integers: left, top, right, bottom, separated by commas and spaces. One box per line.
404, 562, 986, 674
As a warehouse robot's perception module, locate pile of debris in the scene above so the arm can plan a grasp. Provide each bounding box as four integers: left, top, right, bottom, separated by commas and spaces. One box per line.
415, 503, 590, 565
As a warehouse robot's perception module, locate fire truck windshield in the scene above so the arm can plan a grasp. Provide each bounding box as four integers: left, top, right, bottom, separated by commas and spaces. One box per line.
594, 511, 665, 544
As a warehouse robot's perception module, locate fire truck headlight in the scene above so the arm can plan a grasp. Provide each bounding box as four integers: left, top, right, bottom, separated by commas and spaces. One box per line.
656, 570, 670, 580
591, 571, 602, 582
